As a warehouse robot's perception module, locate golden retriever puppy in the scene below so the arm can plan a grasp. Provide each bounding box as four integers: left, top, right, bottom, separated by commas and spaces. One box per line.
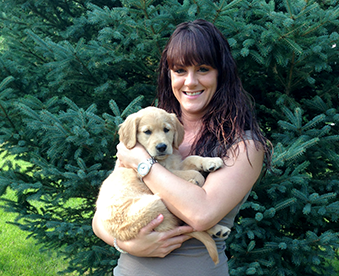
96, 107, 230, 264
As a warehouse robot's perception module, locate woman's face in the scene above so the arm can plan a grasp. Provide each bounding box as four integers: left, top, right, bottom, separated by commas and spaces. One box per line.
170, 64, 218, 117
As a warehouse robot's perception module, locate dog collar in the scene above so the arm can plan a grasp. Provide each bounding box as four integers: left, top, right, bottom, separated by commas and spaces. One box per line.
137, 157, 157, 181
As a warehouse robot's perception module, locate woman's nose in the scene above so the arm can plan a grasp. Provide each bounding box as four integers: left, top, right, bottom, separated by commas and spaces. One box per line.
184, 71, 198, 87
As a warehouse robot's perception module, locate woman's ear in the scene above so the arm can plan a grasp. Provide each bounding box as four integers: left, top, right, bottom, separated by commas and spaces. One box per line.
171, 113, 184, 148
118, 113, 140, 149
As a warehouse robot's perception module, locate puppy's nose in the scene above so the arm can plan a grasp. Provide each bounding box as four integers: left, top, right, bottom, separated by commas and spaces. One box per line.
156, 143, 167, 153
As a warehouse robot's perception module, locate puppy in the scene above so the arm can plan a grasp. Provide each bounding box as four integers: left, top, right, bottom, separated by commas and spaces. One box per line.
96, 107, 230, 264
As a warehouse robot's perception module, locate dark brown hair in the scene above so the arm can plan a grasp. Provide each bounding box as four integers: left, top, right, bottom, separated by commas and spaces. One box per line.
157, 19, 271, 165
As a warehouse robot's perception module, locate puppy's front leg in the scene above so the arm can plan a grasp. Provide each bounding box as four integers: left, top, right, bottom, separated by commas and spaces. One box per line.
181, 156, 224, 172
172, 170, 205, 187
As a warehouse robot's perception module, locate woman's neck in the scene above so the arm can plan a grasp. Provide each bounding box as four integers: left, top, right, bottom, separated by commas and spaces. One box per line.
178, 113, 203, 158
180, 110, 203, 133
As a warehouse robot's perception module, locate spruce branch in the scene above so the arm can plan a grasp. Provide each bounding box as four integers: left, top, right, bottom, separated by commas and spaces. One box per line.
0, 76, 18, 132
50, 2, 69, 28
29, 5, 60, 29
25, 30, 55, 55
286, 51, 295, 95
56, 0, 77, 18
0, 102, 17, 131
29, 2, 69, 31
73, 49, 100, 86
295, 2, 319, 20
284, 0, 293, 19
289, 69, 314, 91
139, 0, 162, 57
212, 0, 228, 24
302, 17, 337, 37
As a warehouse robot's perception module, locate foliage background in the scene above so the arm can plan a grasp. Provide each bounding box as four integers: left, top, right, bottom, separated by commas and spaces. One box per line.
0, 0, 338, 275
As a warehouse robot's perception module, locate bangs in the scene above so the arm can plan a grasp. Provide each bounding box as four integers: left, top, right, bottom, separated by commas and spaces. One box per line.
166, 28, 218, 69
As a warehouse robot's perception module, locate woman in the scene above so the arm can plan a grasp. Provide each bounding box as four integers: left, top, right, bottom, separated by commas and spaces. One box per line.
92, 19, 271, 275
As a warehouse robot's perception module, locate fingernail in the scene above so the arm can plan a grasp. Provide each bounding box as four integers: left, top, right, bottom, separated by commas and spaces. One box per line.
157, 214, 163, 221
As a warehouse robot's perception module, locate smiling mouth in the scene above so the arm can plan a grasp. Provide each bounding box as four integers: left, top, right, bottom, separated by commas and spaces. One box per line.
184, 90, 204, 96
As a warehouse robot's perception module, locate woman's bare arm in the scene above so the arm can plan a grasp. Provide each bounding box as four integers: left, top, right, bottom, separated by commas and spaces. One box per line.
116, 140, 264, 231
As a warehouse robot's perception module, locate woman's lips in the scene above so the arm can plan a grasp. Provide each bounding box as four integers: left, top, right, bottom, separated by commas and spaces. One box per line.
184, 90, 204, 96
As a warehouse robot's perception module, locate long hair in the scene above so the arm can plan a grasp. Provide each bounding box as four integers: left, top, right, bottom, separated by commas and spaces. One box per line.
157, 19, 271, 165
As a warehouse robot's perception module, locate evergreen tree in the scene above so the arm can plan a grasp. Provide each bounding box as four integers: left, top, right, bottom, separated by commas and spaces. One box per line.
0, 0, 338, 275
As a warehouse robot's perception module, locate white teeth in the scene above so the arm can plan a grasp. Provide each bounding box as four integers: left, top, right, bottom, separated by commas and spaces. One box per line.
185, 91, 202, 96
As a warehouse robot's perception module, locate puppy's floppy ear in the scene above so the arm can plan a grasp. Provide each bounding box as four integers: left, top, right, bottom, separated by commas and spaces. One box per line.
118, 113, 141, 149
170, 113, 185, 148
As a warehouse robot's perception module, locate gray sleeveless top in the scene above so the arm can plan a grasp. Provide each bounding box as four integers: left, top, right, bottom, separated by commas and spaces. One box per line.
113, 131, 255, 276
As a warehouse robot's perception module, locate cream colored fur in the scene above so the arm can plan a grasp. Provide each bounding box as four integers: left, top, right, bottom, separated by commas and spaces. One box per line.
96, 107, 230, 264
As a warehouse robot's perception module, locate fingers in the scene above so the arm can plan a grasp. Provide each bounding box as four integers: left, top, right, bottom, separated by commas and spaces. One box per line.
156, 231, 193, 258
140, 214, 194, 239
115, 143, 124, 162
127, 215, 194, 258
139, 214, 164, 235
166, 233, 192, 246
161, 225, 194, 239
116, 142, 150, 169
156, 242, 182, 258
115, 158, 125, 168
141, 214, 193, 237
139, 215, 193, 247
149, 233, 191, 258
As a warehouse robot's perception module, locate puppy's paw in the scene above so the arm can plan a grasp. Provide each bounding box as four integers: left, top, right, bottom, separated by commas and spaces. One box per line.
189, 179, 200, 185
188, 174, 205, 187
207, 224, 231, 240
201, 157, 224, 172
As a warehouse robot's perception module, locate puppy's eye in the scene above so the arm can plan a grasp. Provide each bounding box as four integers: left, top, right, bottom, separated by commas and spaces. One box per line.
144, 130, 152, 135
164, 128, 170, 133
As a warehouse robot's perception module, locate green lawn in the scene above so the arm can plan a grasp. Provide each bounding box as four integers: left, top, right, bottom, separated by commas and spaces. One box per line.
0, 151, 77, 275
0, 189, 78, 276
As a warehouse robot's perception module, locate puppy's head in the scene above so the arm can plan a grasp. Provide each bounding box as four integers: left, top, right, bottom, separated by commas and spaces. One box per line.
118, 107, 184, 160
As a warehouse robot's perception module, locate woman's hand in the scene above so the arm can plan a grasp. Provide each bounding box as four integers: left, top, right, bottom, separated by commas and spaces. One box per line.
116, 214, 193, 258
116, 142, 150, 170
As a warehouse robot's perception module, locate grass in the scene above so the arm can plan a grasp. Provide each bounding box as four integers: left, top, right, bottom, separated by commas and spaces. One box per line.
0, 151, 77, 275
0, 189, 78, 276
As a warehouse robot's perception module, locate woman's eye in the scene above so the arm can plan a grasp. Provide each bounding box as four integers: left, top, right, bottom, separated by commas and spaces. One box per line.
175, 69, 185, 74
164, 128, 169, 133
144, 130, 152, 135
199, 66, 209, 72
173, 66, 186, 74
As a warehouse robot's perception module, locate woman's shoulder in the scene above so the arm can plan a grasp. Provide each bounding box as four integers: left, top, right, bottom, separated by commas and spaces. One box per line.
235, 130, 259, 143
